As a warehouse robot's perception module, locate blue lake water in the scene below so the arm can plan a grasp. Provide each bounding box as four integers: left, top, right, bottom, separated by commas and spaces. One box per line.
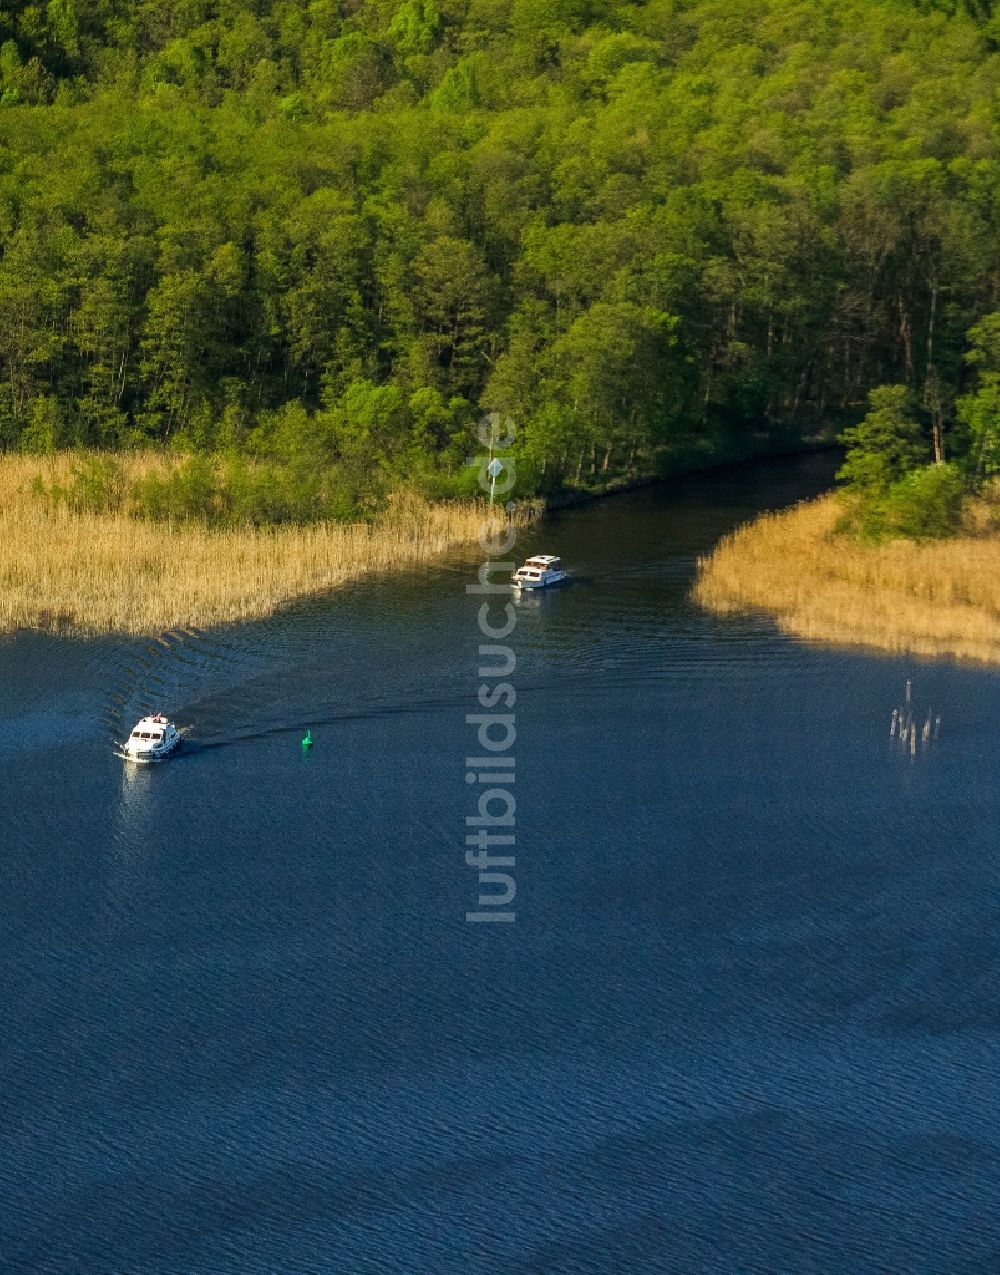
2, 454, 1000, 1272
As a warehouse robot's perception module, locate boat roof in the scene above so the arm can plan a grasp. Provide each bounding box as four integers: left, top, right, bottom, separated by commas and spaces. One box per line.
523, 554, 560, 565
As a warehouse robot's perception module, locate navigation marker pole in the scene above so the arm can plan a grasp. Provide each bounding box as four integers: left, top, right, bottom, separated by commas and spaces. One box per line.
487, 456, 503, 507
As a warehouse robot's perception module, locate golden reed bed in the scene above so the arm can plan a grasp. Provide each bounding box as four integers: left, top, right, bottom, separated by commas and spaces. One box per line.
0, 454, 528, 636
694, 493, 1000, 664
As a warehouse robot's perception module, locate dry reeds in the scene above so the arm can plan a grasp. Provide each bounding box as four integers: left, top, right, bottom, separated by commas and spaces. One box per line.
694, 492, 1000, 664
0, 453, 531, 636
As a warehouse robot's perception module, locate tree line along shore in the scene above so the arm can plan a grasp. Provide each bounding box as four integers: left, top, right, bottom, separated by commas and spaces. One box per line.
9, 2, 1000, 638
2, 1, 1000, 503
696, 322, 1000, 666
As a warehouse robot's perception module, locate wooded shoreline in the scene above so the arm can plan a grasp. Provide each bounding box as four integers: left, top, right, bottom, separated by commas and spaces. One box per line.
3, 1, 998, 499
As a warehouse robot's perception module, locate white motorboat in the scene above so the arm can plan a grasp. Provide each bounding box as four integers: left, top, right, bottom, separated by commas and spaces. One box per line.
119, 714, 182, 763
512, 555, 567, 590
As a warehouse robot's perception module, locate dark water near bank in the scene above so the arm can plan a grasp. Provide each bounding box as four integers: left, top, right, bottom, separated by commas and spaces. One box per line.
3, 453, 1000, 1274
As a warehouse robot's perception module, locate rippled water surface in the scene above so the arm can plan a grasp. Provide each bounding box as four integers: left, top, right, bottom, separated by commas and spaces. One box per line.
3, 454, 1000, 1273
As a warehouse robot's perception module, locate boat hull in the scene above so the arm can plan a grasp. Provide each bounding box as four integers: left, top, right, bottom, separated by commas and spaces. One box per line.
513, 571, 566, 590
118, 737, 181, 764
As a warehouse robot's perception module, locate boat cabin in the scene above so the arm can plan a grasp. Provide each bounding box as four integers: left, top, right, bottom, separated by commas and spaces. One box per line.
129, 714, 172, 744
120, 713, 180, 763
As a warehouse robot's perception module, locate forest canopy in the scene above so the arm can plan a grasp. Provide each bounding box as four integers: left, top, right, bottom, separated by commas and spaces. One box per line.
3, 0, 1000, 506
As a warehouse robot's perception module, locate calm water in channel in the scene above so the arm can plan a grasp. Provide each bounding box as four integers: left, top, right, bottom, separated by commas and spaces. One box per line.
2, 453, 1000, 1274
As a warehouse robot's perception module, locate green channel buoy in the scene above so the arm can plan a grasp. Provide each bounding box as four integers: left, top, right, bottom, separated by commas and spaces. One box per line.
301, 729, 313, 752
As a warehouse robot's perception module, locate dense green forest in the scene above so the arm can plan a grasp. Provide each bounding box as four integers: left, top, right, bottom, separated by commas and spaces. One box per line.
4, 0, 1000, 511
